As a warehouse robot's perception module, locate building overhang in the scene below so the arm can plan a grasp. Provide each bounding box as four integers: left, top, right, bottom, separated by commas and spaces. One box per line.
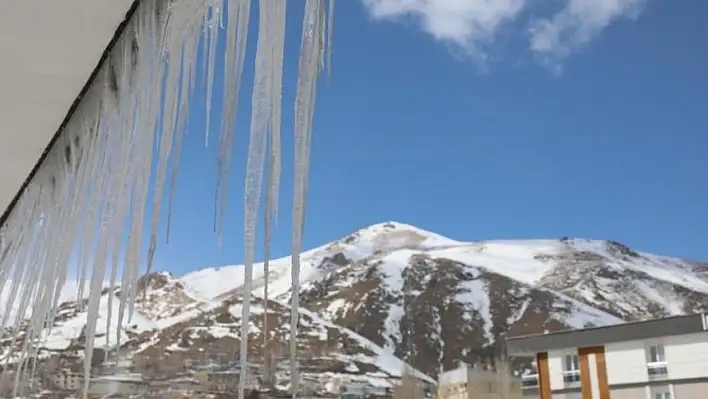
0, 0, 136, 225
506, 313, 708, 357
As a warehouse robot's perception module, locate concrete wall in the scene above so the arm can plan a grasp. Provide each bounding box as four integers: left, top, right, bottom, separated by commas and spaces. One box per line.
609, 385, 645, 399
604, 340, 647, 385
674, 379, 708, 399
550, 331, 708, 386
664, 332, 708, 380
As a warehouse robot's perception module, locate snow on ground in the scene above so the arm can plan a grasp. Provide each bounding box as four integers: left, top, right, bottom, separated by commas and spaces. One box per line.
179, 222, 708, 340
41, 294, 156, 350
292, 303, 435, 384
180, 221, 464, 302
1, 221, 704, 385
376, 250, 410, 349
429, 240, 564, 284
0, 279, 108, 320
182, 222, 708, 306
568, 239, 708, 293
549, 292, 624, 329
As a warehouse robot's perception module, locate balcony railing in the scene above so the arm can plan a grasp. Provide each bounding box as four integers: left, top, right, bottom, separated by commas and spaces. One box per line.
521, 374, 539, 389
562, 370, 581, 386
647, 361, 668, 380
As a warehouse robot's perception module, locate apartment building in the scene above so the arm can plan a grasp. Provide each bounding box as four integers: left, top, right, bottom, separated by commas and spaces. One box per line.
505, 313, 708, 399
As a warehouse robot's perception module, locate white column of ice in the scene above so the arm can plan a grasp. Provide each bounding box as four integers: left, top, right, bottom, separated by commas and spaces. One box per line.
0, 1, 334, 398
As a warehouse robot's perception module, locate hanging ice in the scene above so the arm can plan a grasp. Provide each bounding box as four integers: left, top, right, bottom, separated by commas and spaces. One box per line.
0, 1, 334, 398
239, 0, 286, 397
262, 0, 285, 388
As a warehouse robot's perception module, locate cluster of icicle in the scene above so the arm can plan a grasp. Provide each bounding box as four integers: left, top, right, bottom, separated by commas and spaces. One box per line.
0, 0, 333, 398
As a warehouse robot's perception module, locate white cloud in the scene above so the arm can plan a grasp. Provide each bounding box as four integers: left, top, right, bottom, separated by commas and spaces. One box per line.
529, 0, 645, 69
361, 0, 526, 63
360, 0, 645, 70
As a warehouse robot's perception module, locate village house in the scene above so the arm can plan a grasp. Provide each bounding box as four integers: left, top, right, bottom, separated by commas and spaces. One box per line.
47, 368, 148, 397
48, 368, 82, 391
86, 373, 149, 397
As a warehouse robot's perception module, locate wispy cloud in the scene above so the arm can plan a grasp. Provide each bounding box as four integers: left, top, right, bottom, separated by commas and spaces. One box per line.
529, 0, 644, 70
361, 0, 646, 70
361, 0, 525, 64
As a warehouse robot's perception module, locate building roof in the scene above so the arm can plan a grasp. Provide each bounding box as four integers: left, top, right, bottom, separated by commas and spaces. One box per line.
0, 0, 135, 226
506, 312, 708, 356
92, 373, 145, 383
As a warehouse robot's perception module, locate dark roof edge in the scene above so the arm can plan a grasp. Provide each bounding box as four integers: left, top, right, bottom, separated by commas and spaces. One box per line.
506, 312, 707, 342
0, 0, 141, 229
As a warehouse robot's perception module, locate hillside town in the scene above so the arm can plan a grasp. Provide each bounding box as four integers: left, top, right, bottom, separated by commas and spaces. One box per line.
0, 352, 429, 397
0, 225, 708, 398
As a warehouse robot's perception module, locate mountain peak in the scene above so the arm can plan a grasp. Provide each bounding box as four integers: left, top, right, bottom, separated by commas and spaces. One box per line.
5, 222, 708, 393
336, 221, 462, 252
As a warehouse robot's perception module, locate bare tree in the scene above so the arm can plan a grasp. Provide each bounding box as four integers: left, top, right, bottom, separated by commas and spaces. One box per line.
393, 366, 424, 399
262, 340, 278, 388
466, 357, 520, 399
493, 356, 521, 399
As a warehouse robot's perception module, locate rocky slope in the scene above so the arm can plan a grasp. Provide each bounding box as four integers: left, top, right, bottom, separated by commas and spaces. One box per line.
2, 221, 708, 391
0, 269, 431, 395
181, 222, 708, 377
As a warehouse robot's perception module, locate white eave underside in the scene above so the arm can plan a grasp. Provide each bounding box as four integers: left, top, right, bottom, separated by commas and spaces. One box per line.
0, 0, 135, 219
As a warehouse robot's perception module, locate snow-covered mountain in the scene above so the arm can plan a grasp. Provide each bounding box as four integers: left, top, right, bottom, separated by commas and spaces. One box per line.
3, 221, 708, 388
180, 222, 708, 376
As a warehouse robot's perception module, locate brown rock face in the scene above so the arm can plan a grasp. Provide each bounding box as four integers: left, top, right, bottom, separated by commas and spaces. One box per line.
4, 223, 708, 389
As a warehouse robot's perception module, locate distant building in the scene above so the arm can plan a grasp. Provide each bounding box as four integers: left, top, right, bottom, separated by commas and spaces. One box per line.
340, 380, 372, 397
48, 369, 82, 391
338, 380, 392, 397
48, 369, 148, 397
192, 366, 259, 393
87, 374, 149, 397
505, 312, 708, 399
436, 366, 523, 399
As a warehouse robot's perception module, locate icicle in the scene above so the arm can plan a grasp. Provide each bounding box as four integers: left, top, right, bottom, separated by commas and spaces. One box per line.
290, 1, 329, 396
0, 1, 335, 397
214, 0, 251, 244
262, 0, 286, 387
204, 2, 223, 146
166, 33, 201, 243
238, 0, 286, 396
327, 0, 335, 84
145, 17, 184, 279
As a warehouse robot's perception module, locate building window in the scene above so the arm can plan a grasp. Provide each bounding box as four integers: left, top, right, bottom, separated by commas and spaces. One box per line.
651, 386, 671, 399
646, 344, 668, 379
521, 373, 539, 389
562, 354, 581, 385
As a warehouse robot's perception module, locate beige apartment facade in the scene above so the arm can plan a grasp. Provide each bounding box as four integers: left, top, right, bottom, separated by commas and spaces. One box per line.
506, 313, 708, 399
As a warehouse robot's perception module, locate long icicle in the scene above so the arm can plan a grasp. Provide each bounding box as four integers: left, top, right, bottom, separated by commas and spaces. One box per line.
204, 1, 223, 146
290, 1, 329, 396
215, 0, 251, 244
262, 0, 286, 388
0, 2, 335, 397
239, 0, 283, 396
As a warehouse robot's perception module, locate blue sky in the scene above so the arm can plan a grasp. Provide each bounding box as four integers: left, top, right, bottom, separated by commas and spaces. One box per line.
151, 0, 708, 275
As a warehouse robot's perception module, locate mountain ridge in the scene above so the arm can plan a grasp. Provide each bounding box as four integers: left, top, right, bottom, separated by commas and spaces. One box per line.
177, 221, 708, 375
2, 221, 708, 395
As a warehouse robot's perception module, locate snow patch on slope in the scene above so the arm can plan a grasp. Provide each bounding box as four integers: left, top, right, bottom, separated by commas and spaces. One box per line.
181, 223, 708, 335
42, 294, 155, 350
